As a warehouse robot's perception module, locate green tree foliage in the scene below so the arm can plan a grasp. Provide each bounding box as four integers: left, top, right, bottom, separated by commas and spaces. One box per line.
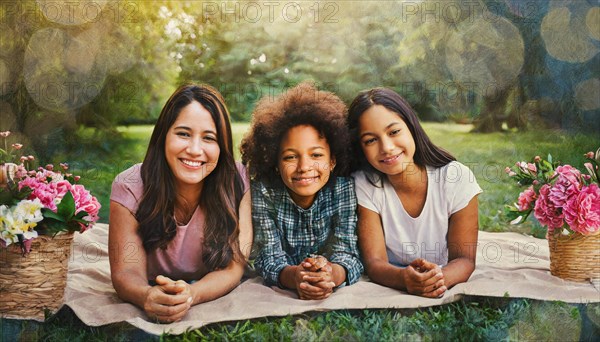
1, 1, 598, 162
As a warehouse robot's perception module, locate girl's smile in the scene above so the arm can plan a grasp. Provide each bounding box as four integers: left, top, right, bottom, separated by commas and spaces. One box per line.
358, 105, 416, 178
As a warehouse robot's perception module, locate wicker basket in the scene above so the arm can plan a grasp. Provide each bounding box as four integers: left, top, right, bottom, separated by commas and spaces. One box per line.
548, 232, 600, 283
0, 233, 74, 320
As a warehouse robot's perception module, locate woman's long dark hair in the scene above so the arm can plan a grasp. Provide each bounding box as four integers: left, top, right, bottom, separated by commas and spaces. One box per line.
348, 87, 455, 184
136, 84, 245, 271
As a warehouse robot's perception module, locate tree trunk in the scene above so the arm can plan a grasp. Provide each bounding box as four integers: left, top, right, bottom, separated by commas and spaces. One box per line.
473, 89, 510, 133
507, 83, 528, 130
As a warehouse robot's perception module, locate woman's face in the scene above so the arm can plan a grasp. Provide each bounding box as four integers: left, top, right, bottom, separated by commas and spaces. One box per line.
358, 105, 416, 177
278, 125, 335, 209
165, 101, 220, 189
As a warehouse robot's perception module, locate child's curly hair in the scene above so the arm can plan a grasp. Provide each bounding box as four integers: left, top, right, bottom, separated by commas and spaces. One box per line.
241, 82, 350, 185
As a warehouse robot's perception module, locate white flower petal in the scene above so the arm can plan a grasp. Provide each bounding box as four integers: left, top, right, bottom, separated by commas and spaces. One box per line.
510, 216, 523, 225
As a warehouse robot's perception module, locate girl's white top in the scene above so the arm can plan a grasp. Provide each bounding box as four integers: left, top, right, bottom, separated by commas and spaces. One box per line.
353, 161, 482, 266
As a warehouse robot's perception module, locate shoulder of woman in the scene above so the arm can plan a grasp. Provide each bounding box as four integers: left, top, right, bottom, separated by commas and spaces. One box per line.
235, 161, 250, 191
112, 163, 143, 187
235, 161, 247, 175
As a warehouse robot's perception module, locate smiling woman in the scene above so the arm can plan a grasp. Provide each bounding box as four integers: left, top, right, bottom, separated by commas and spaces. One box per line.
164, 101, 220, 192
108, 84, 252, 323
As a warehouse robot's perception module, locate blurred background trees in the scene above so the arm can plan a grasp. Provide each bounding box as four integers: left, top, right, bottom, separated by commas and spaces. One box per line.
1, 0, 599, 161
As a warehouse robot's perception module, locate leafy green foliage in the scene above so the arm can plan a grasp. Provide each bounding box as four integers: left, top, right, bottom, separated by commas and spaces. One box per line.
39, 191, 90, 235
0, 180, 31, 206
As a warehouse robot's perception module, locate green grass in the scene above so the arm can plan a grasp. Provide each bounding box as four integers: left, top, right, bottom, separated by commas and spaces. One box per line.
423, 123, 599, 236
3, 299, 598, 341
4, 123, 598, 340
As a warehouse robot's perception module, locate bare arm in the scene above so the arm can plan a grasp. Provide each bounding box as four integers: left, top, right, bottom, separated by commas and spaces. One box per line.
357, 205, 405, 289
441, 195, 479, 289
358, 205, 445, 297
186, 191, 253, 304
108, 201, 152, 308
109, 201, 192, 322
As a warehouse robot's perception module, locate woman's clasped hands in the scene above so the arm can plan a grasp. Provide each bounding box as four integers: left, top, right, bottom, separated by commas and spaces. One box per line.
403, 258, 447, 298
144, 275, 194, 323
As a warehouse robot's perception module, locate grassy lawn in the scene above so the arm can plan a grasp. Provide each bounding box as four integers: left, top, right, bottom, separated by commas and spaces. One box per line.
2, 122, 599, 340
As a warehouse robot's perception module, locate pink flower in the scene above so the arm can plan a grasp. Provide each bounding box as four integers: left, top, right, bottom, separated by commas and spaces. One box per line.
527, 163, 537, 174
54, 180, 72, 198
0, 131, 10, 138
534, 184, 564, 232
518, 186, 537, 211
585, 162, 595, 176
548, 165, 581, 208
534, 156, 541, 162
585, 152, 595, 159
11, 143, 22, 150
15, 164, 28, 179
505, 167, 511, 174
563, 184, 600, 234
71, 184, 101, 230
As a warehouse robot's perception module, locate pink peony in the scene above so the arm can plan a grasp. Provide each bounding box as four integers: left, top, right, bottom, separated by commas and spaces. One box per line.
534, 184, 564, 232
563, 184, 600, 234
71, 184, 101, 231
19, 176, 58, 211
548, 165, 582, 208
54, 180, 72, 198
518, 186, 537, 211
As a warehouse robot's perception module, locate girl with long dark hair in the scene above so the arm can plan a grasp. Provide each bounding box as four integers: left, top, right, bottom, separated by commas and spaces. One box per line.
348, 87, 481, 298
109, 84, 252, 323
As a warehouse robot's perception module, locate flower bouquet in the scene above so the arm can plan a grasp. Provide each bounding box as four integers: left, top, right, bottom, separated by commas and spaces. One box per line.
0, 131, 101, 319
505, 149, 600, 286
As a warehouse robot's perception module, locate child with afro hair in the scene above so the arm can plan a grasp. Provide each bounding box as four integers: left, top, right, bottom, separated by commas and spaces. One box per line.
241, 82, 363, 300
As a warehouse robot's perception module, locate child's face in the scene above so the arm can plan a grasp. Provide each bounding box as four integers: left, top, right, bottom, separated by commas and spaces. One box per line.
165, 101, 220, 190
358, 105, 416, 176
278, 125, 335, 209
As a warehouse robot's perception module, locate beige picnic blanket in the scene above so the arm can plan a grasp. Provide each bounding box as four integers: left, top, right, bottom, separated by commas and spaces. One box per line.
63, 224, 599, 335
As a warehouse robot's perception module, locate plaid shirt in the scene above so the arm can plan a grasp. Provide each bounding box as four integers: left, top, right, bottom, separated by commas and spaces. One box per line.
252, 177, 363, 288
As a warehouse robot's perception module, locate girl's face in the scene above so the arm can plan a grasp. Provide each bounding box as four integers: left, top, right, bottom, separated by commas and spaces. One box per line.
165, 101, 220, 189
278, 125, 335, 209
358, 105, 416, 176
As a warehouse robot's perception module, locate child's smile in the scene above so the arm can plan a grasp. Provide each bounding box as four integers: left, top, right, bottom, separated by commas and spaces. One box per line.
278, 125, 335, 209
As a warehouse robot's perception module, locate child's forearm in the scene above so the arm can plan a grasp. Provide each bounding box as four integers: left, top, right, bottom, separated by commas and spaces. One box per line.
279, 265, 301, 289
331, 263, 347, 287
